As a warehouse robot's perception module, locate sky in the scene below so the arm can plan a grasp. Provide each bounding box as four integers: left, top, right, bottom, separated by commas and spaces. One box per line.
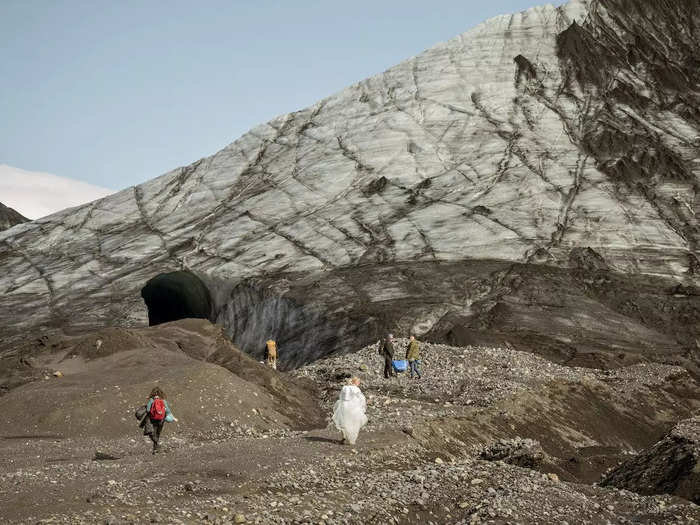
2, 0, 561, 197
0, 164, 114, 220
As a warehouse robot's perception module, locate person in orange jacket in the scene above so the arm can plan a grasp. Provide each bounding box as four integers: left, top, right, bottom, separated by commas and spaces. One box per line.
265, 339, 278, 370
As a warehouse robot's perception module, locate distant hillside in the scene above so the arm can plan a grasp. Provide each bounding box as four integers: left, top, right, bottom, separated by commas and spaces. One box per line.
0, 202, 28, 231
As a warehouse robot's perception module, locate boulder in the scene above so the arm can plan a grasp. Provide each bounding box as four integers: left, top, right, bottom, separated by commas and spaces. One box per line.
600, 417, 700, 503
480, 438, 545, 469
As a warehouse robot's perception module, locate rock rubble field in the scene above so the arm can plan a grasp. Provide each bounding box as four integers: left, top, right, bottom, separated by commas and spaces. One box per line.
1, 323, 698, 524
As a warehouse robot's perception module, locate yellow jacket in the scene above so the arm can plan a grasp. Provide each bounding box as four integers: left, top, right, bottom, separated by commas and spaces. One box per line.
406, 340, 419, 361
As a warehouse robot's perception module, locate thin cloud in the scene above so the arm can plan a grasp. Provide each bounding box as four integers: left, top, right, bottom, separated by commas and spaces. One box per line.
0, 164, 115, 220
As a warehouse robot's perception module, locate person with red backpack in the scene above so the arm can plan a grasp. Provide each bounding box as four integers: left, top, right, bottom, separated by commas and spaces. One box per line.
145, 387, 177, 454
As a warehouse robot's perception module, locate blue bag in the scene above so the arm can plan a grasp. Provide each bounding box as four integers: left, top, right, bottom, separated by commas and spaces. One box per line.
392, 359, 408, 372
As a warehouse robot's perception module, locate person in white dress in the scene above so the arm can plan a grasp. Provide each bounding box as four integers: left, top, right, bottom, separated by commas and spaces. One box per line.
332, 376, 368, 445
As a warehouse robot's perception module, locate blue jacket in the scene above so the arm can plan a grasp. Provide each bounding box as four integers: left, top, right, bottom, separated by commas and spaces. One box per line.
146, 397, 175, 422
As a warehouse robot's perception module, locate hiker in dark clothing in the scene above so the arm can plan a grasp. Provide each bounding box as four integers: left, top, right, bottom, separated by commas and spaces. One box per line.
405, 335, 422, 379
145, 387, 177, 454
378, 334, 396, 378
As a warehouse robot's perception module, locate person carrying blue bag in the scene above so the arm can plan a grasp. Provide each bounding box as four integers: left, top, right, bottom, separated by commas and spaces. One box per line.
392, 359, 408, 373
405, 335, 422, 379
378, 334, 396, 378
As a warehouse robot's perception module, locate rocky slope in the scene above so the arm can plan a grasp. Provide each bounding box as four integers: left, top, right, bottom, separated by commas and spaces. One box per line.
1, 331, 698, 524
0, 201, 28, 231
293, 338, 700, 483
601, 416, 700, 504
0, 0, 698, 369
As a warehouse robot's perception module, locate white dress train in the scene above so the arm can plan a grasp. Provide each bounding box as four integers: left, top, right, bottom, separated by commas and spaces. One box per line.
332, 385, 368, 445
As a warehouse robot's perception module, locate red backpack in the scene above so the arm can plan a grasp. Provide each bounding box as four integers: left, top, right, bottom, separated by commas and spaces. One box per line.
149, 397, 166, 421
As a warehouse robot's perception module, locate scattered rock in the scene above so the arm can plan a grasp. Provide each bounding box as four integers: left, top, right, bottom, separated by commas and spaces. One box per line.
480, 438, 544, 469
93, 451, 121, 461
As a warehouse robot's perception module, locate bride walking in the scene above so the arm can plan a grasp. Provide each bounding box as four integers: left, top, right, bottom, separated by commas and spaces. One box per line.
332, 376, 368, 445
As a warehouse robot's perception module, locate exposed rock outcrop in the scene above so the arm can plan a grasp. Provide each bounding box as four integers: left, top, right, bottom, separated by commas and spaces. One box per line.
0, 202, 28, 231
600, 416, 700, 503
0, 0, 698, 369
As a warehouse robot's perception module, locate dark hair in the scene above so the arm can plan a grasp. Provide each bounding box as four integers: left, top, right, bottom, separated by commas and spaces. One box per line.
149, 387, 165, 400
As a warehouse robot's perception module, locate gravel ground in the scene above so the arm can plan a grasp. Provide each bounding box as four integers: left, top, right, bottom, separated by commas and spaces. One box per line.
293, 339, 692, 433
1, 339, 698, 524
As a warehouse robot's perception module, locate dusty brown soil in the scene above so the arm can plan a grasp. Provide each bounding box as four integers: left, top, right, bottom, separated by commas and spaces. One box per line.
0, 319, 324, 439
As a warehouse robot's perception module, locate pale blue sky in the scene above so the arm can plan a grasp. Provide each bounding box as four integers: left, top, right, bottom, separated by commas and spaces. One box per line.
2, 1, 560, 190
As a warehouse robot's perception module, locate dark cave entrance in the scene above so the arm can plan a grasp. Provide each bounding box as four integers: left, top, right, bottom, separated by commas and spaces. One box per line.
140, 270, 213, 326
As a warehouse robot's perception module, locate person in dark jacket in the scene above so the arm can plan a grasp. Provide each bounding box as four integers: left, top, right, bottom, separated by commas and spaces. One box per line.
405, 335, 422, 379
145, 387, 177, 454
378, 334, 396, 378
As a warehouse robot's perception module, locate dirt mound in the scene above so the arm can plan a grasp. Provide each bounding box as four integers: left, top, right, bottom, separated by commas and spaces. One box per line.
601, 416, 700, 503
64, 327, 154, 360
0, 319, 323, 439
